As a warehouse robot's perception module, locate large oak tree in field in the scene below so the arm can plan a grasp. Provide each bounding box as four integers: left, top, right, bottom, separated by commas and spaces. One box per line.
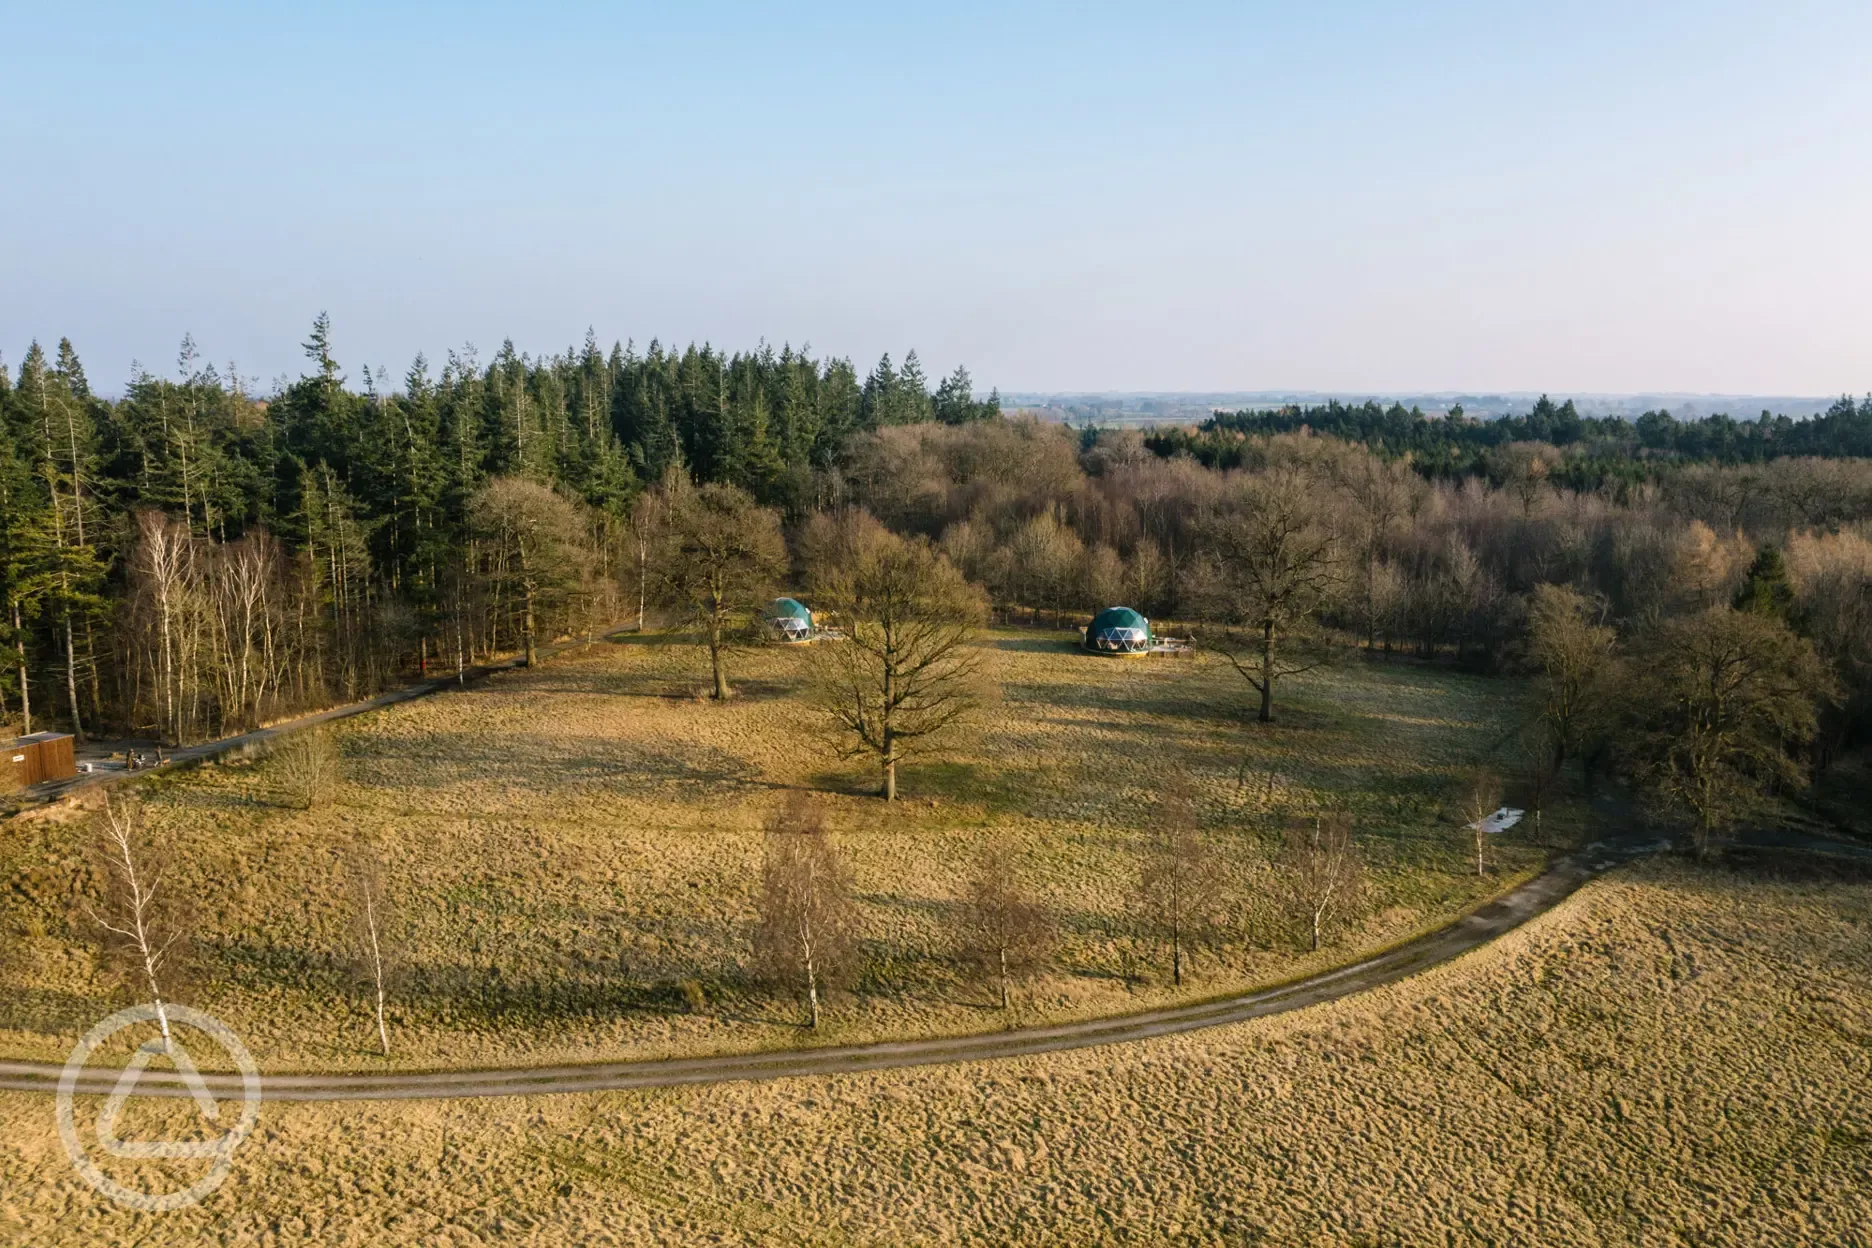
657, 482, 787, 699
1623, 607, 1837, 855
809, 526, 987, 800
1193, 468, 1345, 723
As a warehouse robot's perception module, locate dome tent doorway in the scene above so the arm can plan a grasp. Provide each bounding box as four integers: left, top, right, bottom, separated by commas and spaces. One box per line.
1083, 606, 1152, 654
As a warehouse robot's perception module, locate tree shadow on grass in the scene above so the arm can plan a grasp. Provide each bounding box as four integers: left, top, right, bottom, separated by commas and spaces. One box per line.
853, 890, 967, 926
348, 730, 765, 799
0, 986, 120, 1041
989, 636, 1083, 654
695, 996, 815, 1031
1001, 679, 1248, 730
497, 668, 683, 699
712, 678, 806, 702
892, 761, 1028, 813
602, 632, 690, 649
801, 767, 888, 800
1715, 847, 1872, 885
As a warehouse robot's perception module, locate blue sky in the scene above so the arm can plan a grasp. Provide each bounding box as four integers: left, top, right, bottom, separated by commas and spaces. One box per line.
3, 1, 1868, 395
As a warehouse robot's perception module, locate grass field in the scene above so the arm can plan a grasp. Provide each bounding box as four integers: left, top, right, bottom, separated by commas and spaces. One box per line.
0, 630, 1557, 1071
0, 857, 1864, 1245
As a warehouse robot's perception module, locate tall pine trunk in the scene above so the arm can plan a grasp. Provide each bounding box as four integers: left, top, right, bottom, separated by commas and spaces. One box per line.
636, 539, 648, 632
63, 604, 84, 742
519, 534, 537, 666
12, 602, 29, 735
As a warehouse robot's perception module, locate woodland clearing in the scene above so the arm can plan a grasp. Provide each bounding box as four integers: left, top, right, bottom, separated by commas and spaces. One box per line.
0, 630, 1554, 1071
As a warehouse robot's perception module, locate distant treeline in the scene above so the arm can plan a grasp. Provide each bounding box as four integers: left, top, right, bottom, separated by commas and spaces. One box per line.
5, 314, 1870, 777
1146, 394, 1872, 488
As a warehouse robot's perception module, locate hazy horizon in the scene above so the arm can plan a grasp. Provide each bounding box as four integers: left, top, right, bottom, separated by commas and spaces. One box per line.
5, 1, 1869, 395
1002, 389, 1853, 425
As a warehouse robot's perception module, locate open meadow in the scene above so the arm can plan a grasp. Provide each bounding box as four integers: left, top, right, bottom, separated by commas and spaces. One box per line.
1, 856, 1865, 1245
0, 630, 1553, 1071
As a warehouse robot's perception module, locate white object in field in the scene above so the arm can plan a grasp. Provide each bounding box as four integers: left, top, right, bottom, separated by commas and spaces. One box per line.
1469, 807, 1524, 835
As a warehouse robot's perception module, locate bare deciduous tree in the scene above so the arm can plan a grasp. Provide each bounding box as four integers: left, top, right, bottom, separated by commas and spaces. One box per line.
658, 483, 787, 699
1131, 786, 1224, 985
1520, 725, 1562, 846
1525, 583, 1619, 773
1489, 442, 1562, 518
958, 845, 1054, 1013
797, 508, 895, 595
1667, 520, 1751, 613
1335, 451, 1420, 651
130, 508, 194, 745
273, 727, 341, 810
753, 795, 859, 1029
1279, 812, 1364, 952
1193, 468, 1345, 723
1623, 608, 1838, 856
627, 466, 688, 632
344, 843, 401, 1057
1784, 527, 1872, 760
468, 477, 591, 667
81, 793, 190, 1053
1458, 768, 1504, 877
809, 527, 988, 800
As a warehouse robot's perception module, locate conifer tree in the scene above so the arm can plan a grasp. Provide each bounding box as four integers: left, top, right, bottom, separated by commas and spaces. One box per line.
0, 321, 1008, 739
1732, 545, 1797, 622
860, 352, 898, 429
897, 350, 932, 424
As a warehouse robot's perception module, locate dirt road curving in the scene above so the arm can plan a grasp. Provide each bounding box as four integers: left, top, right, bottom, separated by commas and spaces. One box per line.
0, 831, 1672, 1103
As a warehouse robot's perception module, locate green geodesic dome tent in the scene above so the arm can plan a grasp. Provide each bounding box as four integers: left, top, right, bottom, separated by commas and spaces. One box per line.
763, 597, 814, 642
1084, 606, 1151, 654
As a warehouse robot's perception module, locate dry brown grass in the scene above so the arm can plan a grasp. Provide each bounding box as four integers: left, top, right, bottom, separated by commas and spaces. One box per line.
0, 632, 1552, 1070
0, 860, 1865, 1245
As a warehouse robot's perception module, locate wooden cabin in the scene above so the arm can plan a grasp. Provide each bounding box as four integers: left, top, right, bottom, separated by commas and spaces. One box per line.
7, 732, 77, 788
